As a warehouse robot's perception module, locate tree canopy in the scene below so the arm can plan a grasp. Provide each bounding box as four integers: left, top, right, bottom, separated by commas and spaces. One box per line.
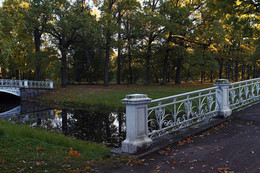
0, 0, 259, 87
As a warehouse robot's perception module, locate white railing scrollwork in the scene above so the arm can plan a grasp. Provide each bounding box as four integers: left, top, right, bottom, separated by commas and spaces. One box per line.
121, 78, 260, 154
148, 87, 218, 138
0, 79, 53, 89
229, 78, 260, 110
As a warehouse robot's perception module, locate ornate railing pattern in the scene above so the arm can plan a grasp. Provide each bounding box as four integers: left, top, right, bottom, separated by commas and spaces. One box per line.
121, 78, 260, 154
0, 79, 53, 89
147, 87, 219, 138
229, 78, 260, 110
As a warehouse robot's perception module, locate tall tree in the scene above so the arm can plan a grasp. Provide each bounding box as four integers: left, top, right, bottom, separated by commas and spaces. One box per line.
47, 0, 93, 87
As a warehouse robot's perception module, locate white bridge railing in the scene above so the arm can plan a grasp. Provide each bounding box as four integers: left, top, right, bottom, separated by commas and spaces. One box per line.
0, 79, 53, 89
229, 78, 260, 110
148, 86, 219, 139
121, 78, 260, 154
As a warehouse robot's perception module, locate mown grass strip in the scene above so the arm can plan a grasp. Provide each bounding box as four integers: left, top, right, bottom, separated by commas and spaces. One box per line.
38, 83, 212, 108
0, 120, 111, 172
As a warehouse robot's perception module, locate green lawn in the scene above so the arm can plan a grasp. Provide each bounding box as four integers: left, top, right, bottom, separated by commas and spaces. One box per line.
38, 82, 213, 108
0, 120, 111, 172
0, 82, 214, 172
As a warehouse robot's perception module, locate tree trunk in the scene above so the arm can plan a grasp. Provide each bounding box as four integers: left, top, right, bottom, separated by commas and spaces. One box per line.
145, 35, 153, 85
247, 64, 250, 79
219, 57, 223, 79
105, 114, 111, 143
117, 13, 122, 84
34, 28, 41, 81
161, 32, 172, 85
200, 71, 204, 84
175, 56, 182, 84
235, 59, 238, 81
16, 70, 19, 80
61, 50, 67, 88
117, 40, 121, 84
204, 71, 206, 82
62, 109, 68, 135
227, 61, 230, 80
104, 30, 111, 86
128, 44, 133, 84
225, 61, 228, 79
231, 61, 234, 80
253, 64, 256, 78
210, 71, 213, 83
241, 62, 245, 80
118, 113, 122, 136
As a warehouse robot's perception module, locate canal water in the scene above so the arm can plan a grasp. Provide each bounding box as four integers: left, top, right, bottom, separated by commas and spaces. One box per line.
0, 100, 126, 147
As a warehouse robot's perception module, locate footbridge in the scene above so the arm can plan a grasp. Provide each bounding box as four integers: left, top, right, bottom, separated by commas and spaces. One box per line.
119, 78, 260, 154
0, 79, 53, 99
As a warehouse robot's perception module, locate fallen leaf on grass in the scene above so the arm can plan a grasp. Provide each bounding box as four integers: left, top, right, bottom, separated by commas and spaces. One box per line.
218, 167, 229, 173
165, 146, 170, 151
0, 160, 5, 164
84, 166, 91, 171
36, 147, 45, 151
247, 121, 252, 125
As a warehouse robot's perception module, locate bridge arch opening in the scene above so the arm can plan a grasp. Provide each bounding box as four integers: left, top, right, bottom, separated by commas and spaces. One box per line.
0, 92, 21, 104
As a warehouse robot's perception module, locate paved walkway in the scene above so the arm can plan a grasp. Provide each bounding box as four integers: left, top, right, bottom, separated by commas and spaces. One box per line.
108, 103, 260, 173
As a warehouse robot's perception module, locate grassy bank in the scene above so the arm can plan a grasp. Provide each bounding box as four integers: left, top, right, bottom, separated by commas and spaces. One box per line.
0, 120, 111, 172
38, 82, 213, 108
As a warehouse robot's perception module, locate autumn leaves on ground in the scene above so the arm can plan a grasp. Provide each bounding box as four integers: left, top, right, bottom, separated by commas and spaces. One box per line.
0, 119, 115, 172
0, 83, 212, 172
1, 83, 259, 172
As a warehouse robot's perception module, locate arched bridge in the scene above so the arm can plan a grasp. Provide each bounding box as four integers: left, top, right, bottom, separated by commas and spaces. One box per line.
0, 79, 53, 98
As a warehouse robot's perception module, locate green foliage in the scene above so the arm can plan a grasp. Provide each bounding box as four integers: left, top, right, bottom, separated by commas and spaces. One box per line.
0, 0, 259, 84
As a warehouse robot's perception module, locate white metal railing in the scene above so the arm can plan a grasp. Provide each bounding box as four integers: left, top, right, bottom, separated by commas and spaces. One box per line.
0, 79, 53, 89
148, 87, 218, 138
121, 78, 260, 154
229, 78, 260, 110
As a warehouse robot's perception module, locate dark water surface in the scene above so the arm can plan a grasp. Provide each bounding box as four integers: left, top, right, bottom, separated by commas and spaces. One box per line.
0, 100, 126, 147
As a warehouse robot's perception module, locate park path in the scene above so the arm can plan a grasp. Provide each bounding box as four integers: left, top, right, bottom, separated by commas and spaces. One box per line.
106, 102, 260, 173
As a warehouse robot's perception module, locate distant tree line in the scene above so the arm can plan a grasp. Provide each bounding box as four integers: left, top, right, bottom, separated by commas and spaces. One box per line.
0, 0, 259, 87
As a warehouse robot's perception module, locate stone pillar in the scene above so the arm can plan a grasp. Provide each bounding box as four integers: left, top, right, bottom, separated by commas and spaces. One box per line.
214, 79, 232, 118
24, 80, 28, 88
121, 94, 152, 154
49, 80, 54, 89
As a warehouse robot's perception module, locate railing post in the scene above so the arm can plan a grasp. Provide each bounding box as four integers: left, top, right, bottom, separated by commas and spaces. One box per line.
49, 80, 54, 89
214, 79, 232, 118
24, 80, 28, 88
19, 80, 23, 87
121, 94, 152, 154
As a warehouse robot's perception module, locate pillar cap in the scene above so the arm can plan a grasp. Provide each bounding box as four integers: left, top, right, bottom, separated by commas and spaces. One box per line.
214, 79, 231, 85
122, 94, 151, 104
126, 94, 148, 99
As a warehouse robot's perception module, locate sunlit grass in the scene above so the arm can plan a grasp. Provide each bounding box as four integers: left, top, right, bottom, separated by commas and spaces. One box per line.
38, 82, 213, 108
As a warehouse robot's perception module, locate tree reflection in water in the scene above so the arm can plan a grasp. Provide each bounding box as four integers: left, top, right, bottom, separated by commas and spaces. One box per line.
0, 103, 126, 147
